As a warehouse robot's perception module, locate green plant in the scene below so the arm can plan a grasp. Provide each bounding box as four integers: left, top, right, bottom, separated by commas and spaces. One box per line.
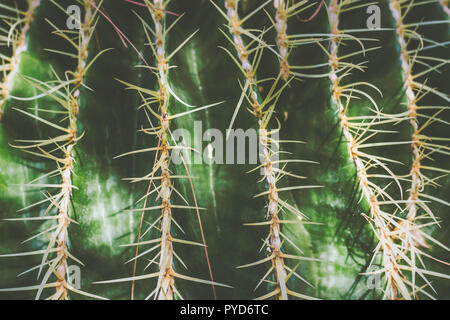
0, 0, 40, 120
0, 0, 448, 300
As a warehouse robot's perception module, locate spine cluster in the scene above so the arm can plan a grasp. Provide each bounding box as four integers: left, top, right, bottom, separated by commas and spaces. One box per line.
273, 0, 290, 80
225, 0, 262, 118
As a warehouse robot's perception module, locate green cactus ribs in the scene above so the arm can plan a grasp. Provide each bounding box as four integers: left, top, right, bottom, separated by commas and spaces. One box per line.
0, 0, 448, 300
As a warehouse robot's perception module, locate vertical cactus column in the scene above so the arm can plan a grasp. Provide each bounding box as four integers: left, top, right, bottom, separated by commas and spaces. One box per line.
96, 0, 228, 300
0, 0, 105, 300
152, 0, 176, 300
53, 0, 98, 299
259, 127, 289, 300
0, 0, 41, 120
389, 0, 426, 257
327, 0, 407, 299
388, 0, 450, 297
224, 0, 287, 300
216, 0, 319, 300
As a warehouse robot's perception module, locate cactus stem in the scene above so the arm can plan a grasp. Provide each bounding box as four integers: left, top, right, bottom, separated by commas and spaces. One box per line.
388, 0, 450, 298
273, 0, 290, 81
389, 2, 428, 268
149, 0, 176, 300
52, 0, 98, 300
111, 0, 225, 300
224, 0, 263, 119
260, 128, 288, 300
389, 1, 423, 226
219, 0, 318, 300
0, 0, 41, 121
223, 0, 289, 300
328, 0, 407, 300
1, 0, 104, 300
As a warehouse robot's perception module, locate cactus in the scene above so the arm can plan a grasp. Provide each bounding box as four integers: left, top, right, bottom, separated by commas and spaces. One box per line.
0, 0, 40, 120
0, 0, 448, 300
